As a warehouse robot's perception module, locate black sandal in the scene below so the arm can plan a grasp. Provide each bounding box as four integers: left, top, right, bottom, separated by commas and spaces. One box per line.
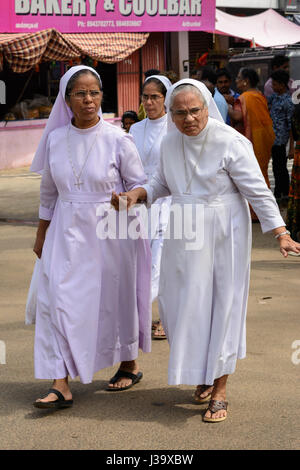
106, 370, 143, 391
33, 388, 73, 409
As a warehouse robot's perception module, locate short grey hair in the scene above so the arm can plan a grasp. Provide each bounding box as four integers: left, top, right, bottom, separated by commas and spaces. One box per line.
169, 84, 208, 109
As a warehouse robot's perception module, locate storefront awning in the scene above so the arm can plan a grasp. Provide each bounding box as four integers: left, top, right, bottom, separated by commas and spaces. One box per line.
0, 29, 149, 73
215, 8, 300, 47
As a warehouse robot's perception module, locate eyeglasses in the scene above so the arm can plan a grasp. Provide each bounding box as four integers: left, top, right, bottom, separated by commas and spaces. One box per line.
141, 93, 164, 102
69, 90, 102, 100
171, 107, 205, 120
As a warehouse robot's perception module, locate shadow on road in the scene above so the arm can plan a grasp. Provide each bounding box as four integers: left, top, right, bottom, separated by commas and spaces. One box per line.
0, 380, 206, 427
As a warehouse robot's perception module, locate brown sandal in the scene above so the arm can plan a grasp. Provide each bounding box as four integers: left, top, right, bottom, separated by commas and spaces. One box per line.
152, 321, 167, 340
194, 385, 213, 404
152, 320, 160, 330
203, 399, 228, 423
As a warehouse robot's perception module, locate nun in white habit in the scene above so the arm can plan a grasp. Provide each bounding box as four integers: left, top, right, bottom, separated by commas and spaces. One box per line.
111, 78, 300, 422
29, 65, 152, 408
130, 74, 172, 339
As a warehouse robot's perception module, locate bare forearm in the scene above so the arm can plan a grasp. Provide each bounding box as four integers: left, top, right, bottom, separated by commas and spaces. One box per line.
34, 219, 50, 258
37, 219, 51, 237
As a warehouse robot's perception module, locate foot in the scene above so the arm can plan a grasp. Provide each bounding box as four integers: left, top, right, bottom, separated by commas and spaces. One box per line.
152, 320, 160, 330
107, 361, 139, 390
194, 384, 214, 403
203, 392, 227, 421
152, 320, 166, 339
35, 379, 72, 404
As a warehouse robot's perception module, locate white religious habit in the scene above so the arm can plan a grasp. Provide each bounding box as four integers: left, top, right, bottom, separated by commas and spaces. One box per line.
143, 79, 285, 386
130, 75, 172, 302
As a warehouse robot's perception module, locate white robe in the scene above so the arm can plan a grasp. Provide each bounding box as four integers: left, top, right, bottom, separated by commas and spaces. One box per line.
144, 117, 285, 385
34, 119, 151, 384
130, 115, 170, 302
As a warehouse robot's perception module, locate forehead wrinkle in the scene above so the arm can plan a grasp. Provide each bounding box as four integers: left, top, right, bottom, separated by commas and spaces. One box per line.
172, 93, 204, 111
72, 76, 101, 90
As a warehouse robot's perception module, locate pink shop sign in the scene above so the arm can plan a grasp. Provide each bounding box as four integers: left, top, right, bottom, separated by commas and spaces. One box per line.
1, 0, 215, 33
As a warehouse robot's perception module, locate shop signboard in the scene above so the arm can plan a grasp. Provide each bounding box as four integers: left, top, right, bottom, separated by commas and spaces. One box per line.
0, 0, 215, 33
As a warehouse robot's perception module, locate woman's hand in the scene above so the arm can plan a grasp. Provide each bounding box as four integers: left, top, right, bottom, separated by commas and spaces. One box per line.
111, 188, 147, 211
277, 235, 300, 258
33, 234, 45, 259
33, 219, 50, 258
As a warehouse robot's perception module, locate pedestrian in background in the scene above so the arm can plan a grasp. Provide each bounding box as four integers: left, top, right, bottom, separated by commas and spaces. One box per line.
268, 69, 294, 206
233, 67, 275, 220
121, 110, 139, 133
264, 55, 293, 98
216, 68, 240, 125
286, 103, 300, 243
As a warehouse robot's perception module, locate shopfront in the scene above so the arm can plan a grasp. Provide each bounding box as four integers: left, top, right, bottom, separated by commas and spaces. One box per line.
0, 0, 215, 169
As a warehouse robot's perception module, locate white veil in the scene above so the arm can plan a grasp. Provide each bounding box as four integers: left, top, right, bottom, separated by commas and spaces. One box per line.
144, 74, 172, 92
30, 65, 103, 174
165, 78, 224, 131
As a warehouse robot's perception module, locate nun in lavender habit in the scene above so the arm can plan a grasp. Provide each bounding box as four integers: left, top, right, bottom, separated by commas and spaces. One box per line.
29, 65, 152, 409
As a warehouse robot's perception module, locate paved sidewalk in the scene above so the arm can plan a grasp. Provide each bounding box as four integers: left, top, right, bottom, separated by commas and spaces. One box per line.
0, 166, 299, 450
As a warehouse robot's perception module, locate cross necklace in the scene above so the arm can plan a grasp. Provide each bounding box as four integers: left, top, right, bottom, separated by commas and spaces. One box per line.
182, 127, 210, 195
67, 123, 100, 189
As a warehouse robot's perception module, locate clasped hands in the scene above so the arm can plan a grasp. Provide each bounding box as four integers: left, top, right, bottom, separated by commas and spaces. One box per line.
111, 188, 146, 211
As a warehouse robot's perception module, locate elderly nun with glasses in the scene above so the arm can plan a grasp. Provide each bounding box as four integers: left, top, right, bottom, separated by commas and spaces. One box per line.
28, 65, 152, 409
111, 78, 300, 423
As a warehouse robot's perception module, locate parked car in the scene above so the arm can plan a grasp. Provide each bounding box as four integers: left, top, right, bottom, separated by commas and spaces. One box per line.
228, 46, 300, 96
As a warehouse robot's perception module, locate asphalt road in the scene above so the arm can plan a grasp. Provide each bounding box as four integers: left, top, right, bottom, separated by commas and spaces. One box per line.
0, 166, 299, 450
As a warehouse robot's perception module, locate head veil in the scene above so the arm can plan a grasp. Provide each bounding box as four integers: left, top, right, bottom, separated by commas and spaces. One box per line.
165, 78, 224, 131
144, 74, 172, 93
30, 65, 103, 173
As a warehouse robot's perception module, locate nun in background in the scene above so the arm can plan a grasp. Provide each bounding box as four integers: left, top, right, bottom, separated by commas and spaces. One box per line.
29, 65, 152, 408
130, 74, 172, 340
111, 79, 300, 422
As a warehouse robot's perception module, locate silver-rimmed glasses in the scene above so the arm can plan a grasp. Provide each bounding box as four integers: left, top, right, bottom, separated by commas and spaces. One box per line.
171, 107, 205, 120
68, 90, 102, 100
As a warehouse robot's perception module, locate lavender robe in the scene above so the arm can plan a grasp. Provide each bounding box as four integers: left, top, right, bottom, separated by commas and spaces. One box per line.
34, 119, 151, 383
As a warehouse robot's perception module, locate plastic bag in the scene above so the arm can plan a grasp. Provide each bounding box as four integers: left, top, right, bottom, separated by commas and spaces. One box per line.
25, 258, 41, 325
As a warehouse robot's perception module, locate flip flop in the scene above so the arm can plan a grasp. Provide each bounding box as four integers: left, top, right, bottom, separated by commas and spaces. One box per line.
106, 370, 143, 392
194, 385, 213, 404
203, 399, 228, 423
152, 320, 160, 330
33, 388, 73, 409
152, 323, 167, 340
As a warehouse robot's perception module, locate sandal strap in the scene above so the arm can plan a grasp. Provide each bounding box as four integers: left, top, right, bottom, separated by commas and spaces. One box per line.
208, 399, 228, 413
109, 370, 138, 385
47, 388, 65, 402
199, 385, 212, 393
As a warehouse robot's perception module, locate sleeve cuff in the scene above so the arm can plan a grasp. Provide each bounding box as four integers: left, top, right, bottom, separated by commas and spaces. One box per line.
260, 217, 286, 234
39, 205, 54, 221
141, 184, 153, 208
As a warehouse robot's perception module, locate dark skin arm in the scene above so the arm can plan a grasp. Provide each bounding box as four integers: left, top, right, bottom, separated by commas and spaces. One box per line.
33, 219, 50, 258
